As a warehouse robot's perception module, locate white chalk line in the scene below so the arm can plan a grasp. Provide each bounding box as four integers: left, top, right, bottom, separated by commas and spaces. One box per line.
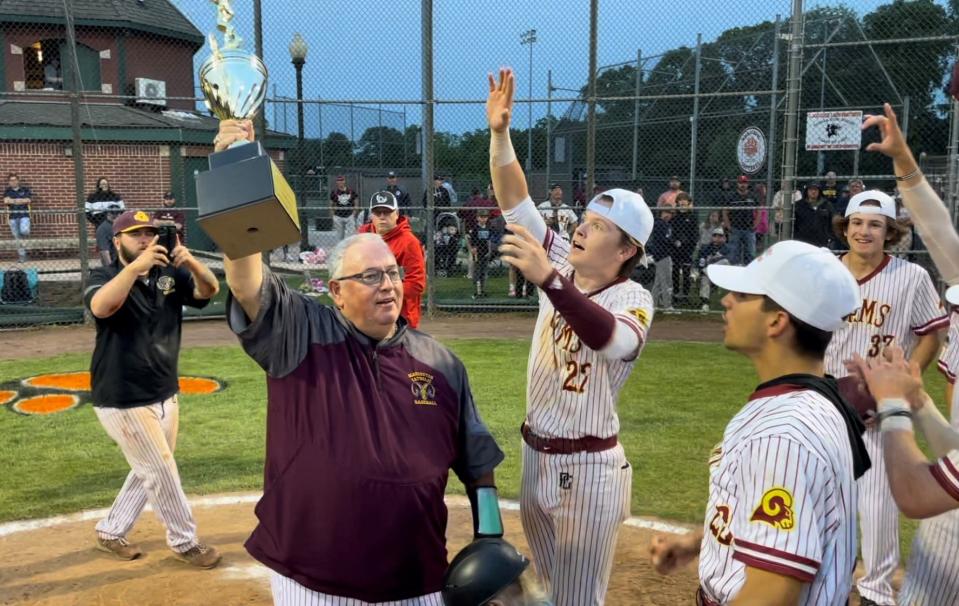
0, 493, 690, 538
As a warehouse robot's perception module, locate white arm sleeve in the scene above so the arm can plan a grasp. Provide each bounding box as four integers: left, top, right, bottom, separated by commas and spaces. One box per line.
502, 197, 548, 244
900, 178, 959, 285
915, 394, 959, 457
601, 321, 641, 361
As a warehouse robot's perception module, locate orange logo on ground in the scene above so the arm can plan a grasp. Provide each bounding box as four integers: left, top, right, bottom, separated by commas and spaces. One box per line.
750, 488, 795, 531
2, 372, 226, 416
13, 394, 80, 415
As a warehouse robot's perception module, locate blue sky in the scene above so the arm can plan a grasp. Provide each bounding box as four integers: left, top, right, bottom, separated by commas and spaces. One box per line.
170, 0, 933, 135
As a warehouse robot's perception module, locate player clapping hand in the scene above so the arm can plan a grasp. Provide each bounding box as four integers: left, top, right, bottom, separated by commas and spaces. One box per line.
649, 532, 703, 576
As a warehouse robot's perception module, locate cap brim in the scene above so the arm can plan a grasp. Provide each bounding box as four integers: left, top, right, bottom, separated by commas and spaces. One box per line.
705, 264, 765, 295
118, 224, 156, 234
946, 284, 959, 305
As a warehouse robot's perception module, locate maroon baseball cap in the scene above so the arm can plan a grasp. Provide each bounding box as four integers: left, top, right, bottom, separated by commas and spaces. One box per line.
112, 210, 156, 236
737, 175, 750, 184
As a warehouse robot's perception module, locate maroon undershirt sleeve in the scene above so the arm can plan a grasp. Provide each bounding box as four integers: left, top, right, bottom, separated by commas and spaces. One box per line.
540, 269, 616, 350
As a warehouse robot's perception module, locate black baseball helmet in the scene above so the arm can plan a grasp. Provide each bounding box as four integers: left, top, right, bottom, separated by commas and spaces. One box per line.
442, 538, 530, 606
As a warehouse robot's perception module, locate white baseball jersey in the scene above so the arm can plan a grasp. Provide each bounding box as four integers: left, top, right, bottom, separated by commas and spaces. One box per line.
900, 311, 959, 606
937, 311, 959, 390
511, 198, 653, 439
699, 384, 858, 605
825, 255, 946, 377
538, 201, 578, 242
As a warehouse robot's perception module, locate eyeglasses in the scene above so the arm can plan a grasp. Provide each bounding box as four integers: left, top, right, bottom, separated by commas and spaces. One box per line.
334, 267, 405, 287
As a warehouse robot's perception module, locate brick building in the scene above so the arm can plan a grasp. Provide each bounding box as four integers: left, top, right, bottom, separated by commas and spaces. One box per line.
0, 1, 291, 257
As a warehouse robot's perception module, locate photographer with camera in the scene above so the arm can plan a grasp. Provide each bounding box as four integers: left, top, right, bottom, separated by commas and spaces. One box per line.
85, 210, 221, 568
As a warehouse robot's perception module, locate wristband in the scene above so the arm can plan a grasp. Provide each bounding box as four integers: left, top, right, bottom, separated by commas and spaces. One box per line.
877, 397, 910, 414
895, 169, 922, 182
473, 486, 504, 538
490, 129, 517, 168
879, 408, 914, 433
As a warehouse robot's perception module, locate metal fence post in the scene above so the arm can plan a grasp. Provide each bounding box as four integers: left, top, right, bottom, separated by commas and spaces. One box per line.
546, 69, 553, 189
781, 0, 806, 240
631, 49, 642, 182
586, 0, 598, 195
421, 0, 436, 318
64, 1, 89, 296
766, 16, 782, 210
689, 34, 702, 201
948, 96, 959, 217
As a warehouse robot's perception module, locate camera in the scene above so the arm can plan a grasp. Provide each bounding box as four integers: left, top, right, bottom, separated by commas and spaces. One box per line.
156, 222, 178, 259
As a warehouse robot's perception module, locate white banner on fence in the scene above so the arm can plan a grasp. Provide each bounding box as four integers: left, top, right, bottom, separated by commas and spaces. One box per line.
805, 111, 863, 151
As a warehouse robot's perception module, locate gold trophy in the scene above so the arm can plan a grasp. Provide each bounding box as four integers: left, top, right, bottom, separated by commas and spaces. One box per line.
194, 0, 299, 259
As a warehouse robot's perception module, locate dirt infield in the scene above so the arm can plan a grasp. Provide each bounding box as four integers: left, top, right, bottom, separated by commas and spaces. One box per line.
1, 313, 723, 360
0, 495, 699, 605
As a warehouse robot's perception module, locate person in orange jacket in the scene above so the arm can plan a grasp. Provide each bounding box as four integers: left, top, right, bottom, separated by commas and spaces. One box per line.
359, 191, 427, 328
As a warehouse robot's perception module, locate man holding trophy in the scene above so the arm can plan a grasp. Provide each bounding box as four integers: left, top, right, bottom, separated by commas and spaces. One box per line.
198, 4, 508, 605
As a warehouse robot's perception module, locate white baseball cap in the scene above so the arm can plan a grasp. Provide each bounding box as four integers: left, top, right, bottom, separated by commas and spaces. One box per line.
845, 190, 896, 219
706, 240, 860, 331
585, 188, 654, 245
946, 285, 959, 305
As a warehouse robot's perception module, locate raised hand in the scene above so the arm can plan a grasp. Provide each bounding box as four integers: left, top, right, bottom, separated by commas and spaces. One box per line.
498, 224, 553, 286
862, 103, 911, 162
213, 119, 254, 152
486, 68, 515, 133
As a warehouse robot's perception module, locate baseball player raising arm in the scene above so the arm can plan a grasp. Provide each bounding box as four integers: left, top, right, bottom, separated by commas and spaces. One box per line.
651, 241, 869, 606
487, 68, 654, 606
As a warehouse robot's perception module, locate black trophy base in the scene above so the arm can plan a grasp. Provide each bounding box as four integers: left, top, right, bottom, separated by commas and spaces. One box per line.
195, 141, 300, 260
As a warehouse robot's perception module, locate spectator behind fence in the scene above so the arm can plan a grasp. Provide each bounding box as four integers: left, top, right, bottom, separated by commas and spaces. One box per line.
671, 192, 698, 308
695, 227, 729, 312
793, 182, 835, 248
467, 210, 495, 300
698, 210, 724, 249
657, 175, 682, 207
713, 177, 735, 206
86, 177, 124, 228
772, 181, 802, 241
821, 170, 840, 205
462, 186, 502, 282
95, 204, 123, 266
153, 191, 185, 239
834, 178, 865, 217
440, 174, 459, 204
752, 182, 769, 252
537, 183, 578, 243
384, 171, 412, 214
4, 173, 32, 263
358, 191, 426, 328
722, 175, 756, 265
649, 199, 676, 311
330, 175, 360, 243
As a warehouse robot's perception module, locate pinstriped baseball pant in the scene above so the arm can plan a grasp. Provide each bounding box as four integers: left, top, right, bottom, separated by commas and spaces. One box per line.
898, 509, 959, 606
94, 396, 199, 552
857, 426, 899, 605
519, 442, 632, 606
269, 573, 443, 605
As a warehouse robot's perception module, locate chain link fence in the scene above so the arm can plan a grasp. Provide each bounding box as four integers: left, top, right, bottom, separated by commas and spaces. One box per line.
0, 0, 956, 326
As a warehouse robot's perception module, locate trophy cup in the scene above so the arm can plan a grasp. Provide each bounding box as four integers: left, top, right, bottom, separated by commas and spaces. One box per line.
194, 0, 300, 259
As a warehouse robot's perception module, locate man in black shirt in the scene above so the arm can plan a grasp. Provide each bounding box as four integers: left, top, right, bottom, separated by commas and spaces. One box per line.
722, 175, 757, 265
384, 171, 412, 214
85, 210, 221, 568
793, 182, 835, 248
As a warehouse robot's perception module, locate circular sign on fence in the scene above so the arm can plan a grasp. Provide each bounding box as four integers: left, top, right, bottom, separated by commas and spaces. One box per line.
737, 127, 767, 175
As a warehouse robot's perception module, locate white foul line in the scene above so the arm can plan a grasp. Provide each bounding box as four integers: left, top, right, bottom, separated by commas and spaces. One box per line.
0, 492, 690, 538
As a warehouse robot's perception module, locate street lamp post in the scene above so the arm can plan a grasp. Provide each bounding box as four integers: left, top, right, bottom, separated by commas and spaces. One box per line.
289, 32, 309, 250
520, 29, 537, 173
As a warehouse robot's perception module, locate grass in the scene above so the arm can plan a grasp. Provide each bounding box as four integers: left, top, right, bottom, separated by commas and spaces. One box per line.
0, 338, 949, 560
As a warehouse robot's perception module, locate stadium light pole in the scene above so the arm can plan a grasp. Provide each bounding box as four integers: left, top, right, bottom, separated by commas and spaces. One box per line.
520, 29, 537, 172
290, 33, 309, 250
